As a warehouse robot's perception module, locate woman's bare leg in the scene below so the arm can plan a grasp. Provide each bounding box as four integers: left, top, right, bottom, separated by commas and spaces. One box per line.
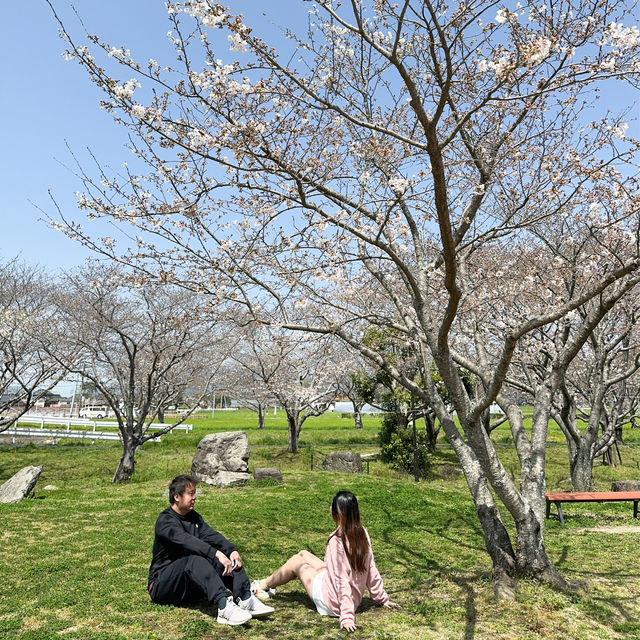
264, 550, 326, 597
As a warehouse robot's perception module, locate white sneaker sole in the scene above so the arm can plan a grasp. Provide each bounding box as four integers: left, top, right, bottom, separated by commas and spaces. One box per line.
243, 607, 274, 618
216, 615, 251, 626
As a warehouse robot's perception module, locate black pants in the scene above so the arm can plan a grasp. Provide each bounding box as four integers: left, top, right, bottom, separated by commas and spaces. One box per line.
149, 555, 250, 606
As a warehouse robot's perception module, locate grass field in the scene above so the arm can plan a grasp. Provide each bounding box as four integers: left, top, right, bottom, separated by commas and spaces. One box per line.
2, 409, 640, 639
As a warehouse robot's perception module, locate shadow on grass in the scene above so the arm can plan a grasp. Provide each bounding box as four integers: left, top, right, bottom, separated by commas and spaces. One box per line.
275, 590, 317, 612
187, 589, 318, 615
430, 448, 460, 464
550, 542, 640, 625
378, 503, 484, 640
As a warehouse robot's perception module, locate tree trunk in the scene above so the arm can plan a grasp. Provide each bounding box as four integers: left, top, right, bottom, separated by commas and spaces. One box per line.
158, 406, 165, 423
353, 407, 363, 429
286, 410, 301, 453
569, 440, 593, 491
514, 512, 570, 588
411, 418, 419, 482
465, 468, 519, 597
464, 389, 573, 591
476, 499, 518, 593
440, 404, 571, 593
113, 440, 137, 483
513, 393, 573, 588
257, 404, 265, 429
614, 422, 624, 444
395, 409, 409, 430
438, 418, 517, 592
411, 395, 419, 482
424, 411, 438, 453
482, 407, 491, 434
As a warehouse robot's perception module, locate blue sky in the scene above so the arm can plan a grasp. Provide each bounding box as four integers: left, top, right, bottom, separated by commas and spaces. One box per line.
1, 1, 308, 396
1, 0, 306, 274
2, 1, 638, 275
2, 1, 162, 272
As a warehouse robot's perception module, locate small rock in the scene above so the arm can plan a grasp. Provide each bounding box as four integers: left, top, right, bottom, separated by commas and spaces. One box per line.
0, 465, 43, 503
322, 452, 362, 473
611, 480, 640, 492
43, 485, 58, 491
253, 467, 283, 483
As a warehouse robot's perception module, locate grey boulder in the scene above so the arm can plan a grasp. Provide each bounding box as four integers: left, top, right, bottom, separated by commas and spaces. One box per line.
0, 465, 43, 503
191, 431, 250, 487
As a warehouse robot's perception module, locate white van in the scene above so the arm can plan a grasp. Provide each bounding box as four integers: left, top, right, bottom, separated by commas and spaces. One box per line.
79, 405, 111, 419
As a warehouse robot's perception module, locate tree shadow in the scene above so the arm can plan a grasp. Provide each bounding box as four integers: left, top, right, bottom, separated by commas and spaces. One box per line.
530, 529, 640, 629
275, 590, 317, 611
378, 505, 482, 639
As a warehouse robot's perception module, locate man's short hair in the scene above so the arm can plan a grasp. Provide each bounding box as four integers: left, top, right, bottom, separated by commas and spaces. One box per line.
169, 474, 196, 504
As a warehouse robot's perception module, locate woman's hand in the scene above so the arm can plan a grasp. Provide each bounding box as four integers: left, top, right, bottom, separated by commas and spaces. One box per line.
342, 623, 357, 632
383, 600, 400, 608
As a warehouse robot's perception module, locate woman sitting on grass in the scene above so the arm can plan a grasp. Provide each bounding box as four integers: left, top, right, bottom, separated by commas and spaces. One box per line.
251, 490, 399, 632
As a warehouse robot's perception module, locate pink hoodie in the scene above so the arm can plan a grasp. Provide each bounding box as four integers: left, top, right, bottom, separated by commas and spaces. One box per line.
320, 527, 389, 629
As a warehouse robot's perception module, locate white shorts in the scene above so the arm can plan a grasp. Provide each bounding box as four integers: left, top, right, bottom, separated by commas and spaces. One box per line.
312, 570, 337, 617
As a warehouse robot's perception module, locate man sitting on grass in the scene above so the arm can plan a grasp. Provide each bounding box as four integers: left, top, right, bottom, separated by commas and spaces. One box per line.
148, 474, 274, 626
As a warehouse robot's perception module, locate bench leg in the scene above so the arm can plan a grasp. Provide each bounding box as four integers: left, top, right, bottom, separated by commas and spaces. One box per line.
546, 500, 565, 524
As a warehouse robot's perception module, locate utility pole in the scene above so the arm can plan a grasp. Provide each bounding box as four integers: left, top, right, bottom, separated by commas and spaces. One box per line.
69, 372, 81, 418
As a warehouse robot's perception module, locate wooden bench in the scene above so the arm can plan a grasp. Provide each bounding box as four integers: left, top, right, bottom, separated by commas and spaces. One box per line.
545, 491, 640, 525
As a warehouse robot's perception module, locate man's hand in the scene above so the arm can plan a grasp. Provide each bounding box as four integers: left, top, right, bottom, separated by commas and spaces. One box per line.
215, 551, 233, 576
229, 550, 243, 570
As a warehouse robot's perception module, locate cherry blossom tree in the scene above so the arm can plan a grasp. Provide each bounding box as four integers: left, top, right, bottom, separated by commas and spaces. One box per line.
329, 346, 378, 429
553, 296, 640, 489
485, 230, 640, 491
212, 320, 338, 447
50, 0, 640, 588
216, 322, 279, 429
53, 264, 227, 482
218, 361, 274, 429
0, 258, 66, 431
248, 326, 337, 452
335, 370, 374, 430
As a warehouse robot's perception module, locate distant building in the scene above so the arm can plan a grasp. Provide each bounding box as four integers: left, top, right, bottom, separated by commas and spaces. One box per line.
33, 390, 71, 408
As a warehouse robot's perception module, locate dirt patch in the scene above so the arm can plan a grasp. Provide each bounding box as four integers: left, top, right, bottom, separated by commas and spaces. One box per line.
0, 436, 56, 445
576, 525, 640, 533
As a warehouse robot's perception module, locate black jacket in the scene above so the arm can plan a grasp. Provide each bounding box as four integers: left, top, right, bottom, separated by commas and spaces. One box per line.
148, 507, 237, 580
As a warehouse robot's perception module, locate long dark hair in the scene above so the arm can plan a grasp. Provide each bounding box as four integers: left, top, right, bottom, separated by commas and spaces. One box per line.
330, 490, 369, 574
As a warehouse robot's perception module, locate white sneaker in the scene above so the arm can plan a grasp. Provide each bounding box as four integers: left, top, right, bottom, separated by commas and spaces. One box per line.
216, 600, 253, 626
250, 579, 276, 600
238, 594, 275, 617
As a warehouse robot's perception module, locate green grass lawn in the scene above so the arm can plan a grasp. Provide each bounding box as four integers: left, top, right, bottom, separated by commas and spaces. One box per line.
2, 410, 640, 639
